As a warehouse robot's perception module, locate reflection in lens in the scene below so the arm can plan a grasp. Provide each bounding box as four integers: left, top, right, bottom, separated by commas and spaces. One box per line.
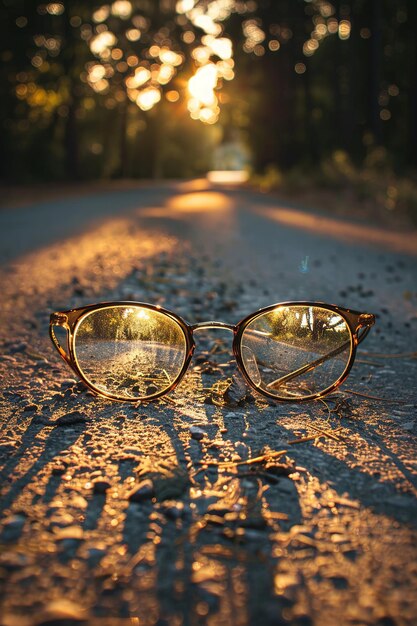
240, 305, 351, 399
74, 306, 187, 399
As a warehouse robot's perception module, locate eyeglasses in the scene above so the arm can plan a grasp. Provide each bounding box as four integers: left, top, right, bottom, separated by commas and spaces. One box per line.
50, 301, 375, 403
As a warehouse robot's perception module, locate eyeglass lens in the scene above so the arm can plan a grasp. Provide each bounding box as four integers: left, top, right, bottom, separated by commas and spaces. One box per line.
240, 305, 352, 399
74, 306, 187, 399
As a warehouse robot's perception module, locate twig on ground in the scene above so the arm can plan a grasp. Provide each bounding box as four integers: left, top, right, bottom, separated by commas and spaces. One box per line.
288, 425, 343, 445
160, 395, 177, 405
195, 449, 288, 469
308, 424, 344, 442
359, 350, 417, 359
355, 358, 384, 367
288, 433, 322, 445
344, 389, 408, 403
316, 397, 332, 421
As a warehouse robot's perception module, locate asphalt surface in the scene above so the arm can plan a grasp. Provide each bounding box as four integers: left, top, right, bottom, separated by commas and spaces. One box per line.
0, 180, 416, 626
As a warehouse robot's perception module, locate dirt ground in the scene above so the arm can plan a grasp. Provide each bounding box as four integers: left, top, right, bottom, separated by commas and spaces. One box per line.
0, 180, 416, 626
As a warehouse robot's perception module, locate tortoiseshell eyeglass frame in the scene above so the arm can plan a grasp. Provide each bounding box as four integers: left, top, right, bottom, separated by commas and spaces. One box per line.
50, 301, 375, 403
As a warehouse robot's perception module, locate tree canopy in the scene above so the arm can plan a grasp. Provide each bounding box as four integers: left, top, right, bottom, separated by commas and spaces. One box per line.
0, 0, 415, 181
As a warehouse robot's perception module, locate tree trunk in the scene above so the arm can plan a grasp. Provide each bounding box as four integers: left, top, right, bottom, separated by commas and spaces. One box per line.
407, 0, 417, 165
303, 60, 318, 163
64, 94, 79, 180
370, 0, 383, 144
62, 8, 80, 179
119, 99, 129, 178
148, 109, 163, 179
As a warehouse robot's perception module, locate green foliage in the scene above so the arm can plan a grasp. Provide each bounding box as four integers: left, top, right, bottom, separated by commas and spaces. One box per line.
319, 151, 357, 189
251, 148, 417, 225
251, 164, 283, 192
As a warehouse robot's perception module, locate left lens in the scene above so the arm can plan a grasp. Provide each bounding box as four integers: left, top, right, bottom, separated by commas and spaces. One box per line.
239, 305, 352, 399
74, 305, 187, 400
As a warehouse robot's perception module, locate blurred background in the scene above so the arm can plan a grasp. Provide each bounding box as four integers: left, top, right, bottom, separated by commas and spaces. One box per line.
1, 0, 416, 223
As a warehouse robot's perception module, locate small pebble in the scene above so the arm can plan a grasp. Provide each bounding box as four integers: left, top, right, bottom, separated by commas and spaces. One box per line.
162, 501, 184, 520
223, 373, 248, 405
0, 442, 17, 453
128, 479, 154, 502
0, 551, 29, 570
35, 599, 87, 624
23, 403, 38, 412
61, 379, 77, 389
55, 411, 86, 426
0, 514, 27, 542
122, 447, 143, 457
87, 547, 106, 565
54, 525, 84, 541
190, 425, 206, 440
9, 342, 27, 354
51, 463, 67, 476
93, 479, 111, 494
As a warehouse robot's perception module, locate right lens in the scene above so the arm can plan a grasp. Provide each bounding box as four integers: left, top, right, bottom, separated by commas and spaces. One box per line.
239, 305, 352, 399
74, 305, 188, 400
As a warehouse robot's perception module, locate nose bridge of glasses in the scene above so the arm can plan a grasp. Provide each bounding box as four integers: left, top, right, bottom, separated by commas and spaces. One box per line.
191, 321, 236, 333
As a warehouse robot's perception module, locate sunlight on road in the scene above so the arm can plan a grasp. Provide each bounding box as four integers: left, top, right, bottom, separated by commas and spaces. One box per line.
0, 218, 176, 322
176, 178, 211, 192
255, 205, 417, 255
1, 183, 417, 626
207, 170, 249, 184
166, 191, 234, 212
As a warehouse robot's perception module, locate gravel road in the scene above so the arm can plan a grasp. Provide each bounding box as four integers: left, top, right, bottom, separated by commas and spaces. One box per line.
0, 180, 416, 626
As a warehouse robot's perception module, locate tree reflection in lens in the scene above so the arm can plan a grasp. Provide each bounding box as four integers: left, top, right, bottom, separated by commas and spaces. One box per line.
240, 305, 352, 399
74, 306, 187, 399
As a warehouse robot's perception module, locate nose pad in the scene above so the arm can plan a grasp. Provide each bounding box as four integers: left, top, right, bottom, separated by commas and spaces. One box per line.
241, 344, 261, 386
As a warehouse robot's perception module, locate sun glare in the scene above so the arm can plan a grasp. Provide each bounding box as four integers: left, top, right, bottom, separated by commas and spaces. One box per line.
86, 0, 247, 122
136, 86, 161, 111
136, 309, 150, 320
188, 63, 221, 123
188, 64, 217, 105
111, 1, 132, 19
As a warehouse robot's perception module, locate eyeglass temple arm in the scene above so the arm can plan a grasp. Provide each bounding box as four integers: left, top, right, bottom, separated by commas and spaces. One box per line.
49, 312, 73, 368
267, 315, 375, 391
266, 341, 350, 390
357, 325, 371, 345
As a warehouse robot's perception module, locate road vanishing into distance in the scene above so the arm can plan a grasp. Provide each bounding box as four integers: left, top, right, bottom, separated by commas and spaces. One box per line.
0, 180, 416, 626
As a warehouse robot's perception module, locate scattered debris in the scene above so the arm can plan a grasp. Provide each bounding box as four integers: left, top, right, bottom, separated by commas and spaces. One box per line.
128, 479, 155, 502
190, 425, 206, 440
92, 479, 111, 494
34, 599, 88, 625
154, 469, 190, 501
222, 373, 248, 406
0, 214, 416, 625
54, 411, 87, 426
0, 514, 26, 543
